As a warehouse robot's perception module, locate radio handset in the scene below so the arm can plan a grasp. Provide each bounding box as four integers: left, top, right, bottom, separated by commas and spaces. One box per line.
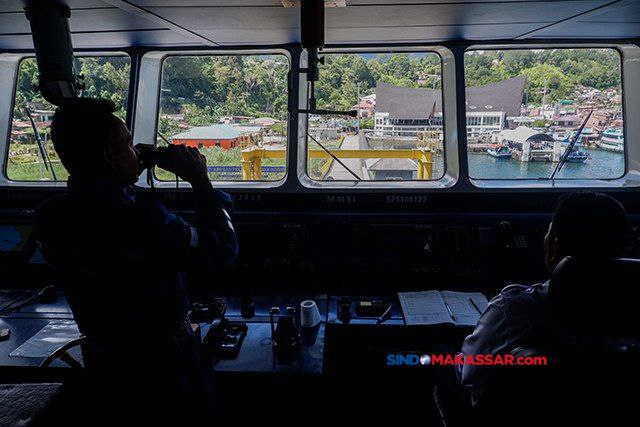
496, 221, 528, 250
497, 221, 515, 250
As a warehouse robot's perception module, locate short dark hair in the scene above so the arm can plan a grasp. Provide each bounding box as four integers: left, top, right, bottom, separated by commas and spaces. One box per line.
550, 192, 630, 258
51, 98, 121, 175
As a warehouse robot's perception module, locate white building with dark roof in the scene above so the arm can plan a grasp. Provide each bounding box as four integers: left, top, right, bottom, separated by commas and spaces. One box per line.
374, 76, 526, 138
495, 126, 562, 162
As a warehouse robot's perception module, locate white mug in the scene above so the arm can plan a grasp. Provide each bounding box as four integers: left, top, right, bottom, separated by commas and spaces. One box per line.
299, 300, 321, 328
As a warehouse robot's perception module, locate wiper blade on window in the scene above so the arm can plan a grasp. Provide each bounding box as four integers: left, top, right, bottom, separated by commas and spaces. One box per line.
308, 133, 362, 181
548, 110, 593, 180
156, 130, 171, 147
24, 107, 57, 181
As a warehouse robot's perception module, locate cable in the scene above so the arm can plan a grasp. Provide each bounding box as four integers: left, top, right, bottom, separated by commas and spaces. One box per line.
0, 285, 55, 316
156, 131, 180, 191
0, 291, 31, 313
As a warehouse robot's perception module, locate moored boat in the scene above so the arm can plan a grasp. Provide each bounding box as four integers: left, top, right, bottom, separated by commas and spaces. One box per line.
487, 145, 512, 159
597, 128, 624, 152
566, 150, 590, 163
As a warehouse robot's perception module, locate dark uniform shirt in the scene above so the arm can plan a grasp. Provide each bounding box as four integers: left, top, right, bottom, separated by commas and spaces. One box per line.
35, 177, 238, 421
458, 282, 566, 406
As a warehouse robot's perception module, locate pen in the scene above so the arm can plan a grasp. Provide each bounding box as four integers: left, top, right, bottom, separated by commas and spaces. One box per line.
443, 300, 456, 321
469, 298, 483, 315
376, 304, 393, 324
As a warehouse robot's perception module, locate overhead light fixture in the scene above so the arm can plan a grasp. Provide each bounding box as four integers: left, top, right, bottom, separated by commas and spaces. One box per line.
281, 0, 347, 8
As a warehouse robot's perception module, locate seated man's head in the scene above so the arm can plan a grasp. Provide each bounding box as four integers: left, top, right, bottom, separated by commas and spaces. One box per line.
545, 192, 630, 273
51, 98, 139, 185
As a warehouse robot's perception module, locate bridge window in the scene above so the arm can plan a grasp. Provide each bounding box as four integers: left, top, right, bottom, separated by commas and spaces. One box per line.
156, 54, 289, 182
464, 48, 624, 181
5, 55, 130, 182
306, 51, 444, 182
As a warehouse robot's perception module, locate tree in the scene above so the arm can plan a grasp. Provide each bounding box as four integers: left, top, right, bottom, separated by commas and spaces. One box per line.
158, 116, 182, 139
522, 64, 576, 104
183, 104, 214, 126
360, 118, 375, 129
13, 59, 45, 118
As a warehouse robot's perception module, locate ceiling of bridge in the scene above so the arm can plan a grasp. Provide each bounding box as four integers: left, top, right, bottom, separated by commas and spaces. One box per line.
0, 0, 638, 50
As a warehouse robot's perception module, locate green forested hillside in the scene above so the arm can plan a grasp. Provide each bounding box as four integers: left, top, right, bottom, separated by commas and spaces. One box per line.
464, 49, 621, 104
158, 50, 621, 119
15, 49, 621, 124
15, 56, 130, 118
7, 49, 623, 182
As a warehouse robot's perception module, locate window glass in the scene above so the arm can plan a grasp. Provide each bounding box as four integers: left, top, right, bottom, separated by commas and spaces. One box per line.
157, 54, 289, 182
307, 52, 444, 182
464, 48, 624, 180
6, 56, 130, 181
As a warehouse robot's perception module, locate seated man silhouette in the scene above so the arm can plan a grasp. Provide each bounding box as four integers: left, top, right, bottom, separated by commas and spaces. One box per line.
35, 98, 238, 422
459, 192, 630, 406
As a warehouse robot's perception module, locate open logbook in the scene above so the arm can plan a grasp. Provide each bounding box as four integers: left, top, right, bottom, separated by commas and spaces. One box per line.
398, 291, 489, 326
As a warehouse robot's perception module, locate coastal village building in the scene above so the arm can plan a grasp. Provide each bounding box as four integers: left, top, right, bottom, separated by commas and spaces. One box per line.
171, 124, 259, 149
251, 117, 279, 128
550, 114, 585, 140
494, 126, 562, 162
364, 158, 417, 180
160, 113, 184, 122
11, 103, 53, 142
219, 115, 253, 125
552, 115, 582, 128
374, 76, 526, 138
352, 100, 375, 118
352, 94, 377, 118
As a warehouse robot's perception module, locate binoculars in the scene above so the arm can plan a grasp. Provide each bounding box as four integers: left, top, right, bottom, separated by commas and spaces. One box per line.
135, 144, 168, 173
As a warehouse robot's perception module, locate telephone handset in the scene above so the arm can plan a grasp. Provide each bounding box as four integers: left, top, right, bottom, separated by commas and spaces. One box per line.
496, 221, 529, 250
203, 318, 248, 360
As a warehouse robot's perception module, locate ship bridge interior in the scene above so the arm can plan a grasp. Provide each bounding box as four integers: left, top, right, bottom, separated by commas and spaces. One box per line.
0, 0, 639, 424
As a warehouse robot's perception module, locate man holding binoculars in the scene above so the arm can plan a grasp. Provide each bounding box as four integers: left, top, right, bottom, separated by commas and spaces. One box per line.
35, 98, 237, 423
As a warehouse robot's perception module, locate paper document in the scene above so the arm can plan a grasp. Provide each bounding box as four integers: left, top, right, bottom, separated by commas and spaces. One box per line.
398, 290, 489, 326
9, 320, 80, 358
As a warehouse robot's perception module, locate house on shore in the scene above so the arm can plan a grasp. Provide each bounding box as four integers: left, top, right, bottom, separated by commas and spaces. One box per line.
171, 124, 259, 150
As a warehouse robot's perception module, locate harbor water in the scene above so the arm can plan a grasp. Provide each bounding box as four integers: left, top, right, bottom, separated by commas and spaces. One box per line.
463, 148, 625, 180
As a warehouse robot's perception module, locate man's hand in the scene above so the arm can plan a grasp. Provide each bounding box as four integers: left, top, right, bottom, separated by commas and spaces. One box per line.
155, 145, 211, 189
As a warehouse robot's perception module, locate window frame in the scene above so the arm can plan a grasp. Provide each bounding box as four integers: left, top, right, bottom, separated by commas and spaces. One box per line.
296, 45, 459, 190
2, 44, 637, 192
135, 48, 292, 190
0, 52, 132, 187
464, 43, 640, 189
